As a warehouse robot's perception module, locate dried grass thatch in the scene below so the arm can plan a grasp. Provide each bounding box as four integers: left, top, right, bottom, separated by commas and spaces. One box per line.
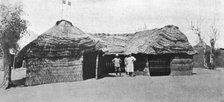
91, 25, 195, 76
25, 57, 83, 85
170, 58, 193, 76
91, 33, 132, 53
16, 20, 106, 85
126, 25, 196, 55
15, 21, 196, 83
171, 58, 193, 64
17, 20, 105, 59
91, 25, 196, 55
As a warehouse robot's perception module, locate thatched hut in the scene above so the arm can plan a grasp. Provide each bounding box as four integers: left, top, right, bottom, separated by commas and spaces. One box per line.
17, 23, 196, 86
16, 20, 105, 85
126, 25, 196, 75
92, 25, 196, 76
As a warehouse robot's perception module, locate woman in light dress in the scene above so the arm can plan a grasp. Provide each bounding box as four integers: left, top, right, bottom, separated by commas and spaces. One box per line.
125, 54, 136, 76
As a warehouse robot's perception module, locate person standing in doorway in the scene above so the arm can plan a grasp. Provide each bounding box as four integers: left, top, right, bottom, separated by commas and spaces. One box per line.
112, 54, 122, 77
125, 54, 136, 77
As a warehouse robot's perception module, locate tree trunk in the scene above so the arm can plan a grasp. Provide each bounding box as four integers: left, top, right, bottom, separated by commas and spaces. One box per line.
143, 55, 150, 76
0, 45, 14, 89
209, 52, 215, 69
209, 39, 215, 69
203, 43, 208, 69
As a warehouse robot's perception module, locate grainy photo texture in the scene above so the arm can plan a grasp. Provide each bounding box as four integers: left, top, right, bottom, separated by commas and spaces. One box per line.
0, 0, 224, 102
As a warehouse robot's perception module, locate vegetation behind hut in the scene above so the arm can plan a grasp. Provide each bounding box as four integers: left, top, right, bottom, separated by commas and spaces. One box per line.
193, 42, 211, 68
0, 2, 28, 89
193, 43, 224, 68
215, 49, 224, 67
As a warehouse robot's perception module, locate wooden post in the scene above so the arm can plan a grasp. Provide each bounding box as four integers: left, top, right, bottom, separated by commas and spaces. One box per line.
95, 54, 99, 79
144, 55, 150, 76
12, 55, 16, 69
210, 38, 215, 69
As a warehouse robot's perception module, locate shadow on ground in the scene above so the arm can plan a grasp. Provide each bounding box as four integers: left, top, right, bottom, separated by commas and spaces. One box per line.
100, 73, 117, 79
11, 78, 26, 88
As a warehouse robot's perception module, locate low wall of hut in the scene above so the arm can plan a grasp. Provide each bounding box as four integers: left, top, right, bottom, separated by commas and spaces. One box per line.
133, 54, 194, 76
25, 57, 83, 85
170, 55, 193, 76
148, 54, 173, 76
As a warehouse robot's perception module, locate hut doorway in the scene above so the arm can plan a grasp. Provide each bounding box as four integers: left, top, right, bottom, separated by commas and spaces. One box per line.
82, 52, 97, 80
132, 54, 147, 72
100, 54, 126, 76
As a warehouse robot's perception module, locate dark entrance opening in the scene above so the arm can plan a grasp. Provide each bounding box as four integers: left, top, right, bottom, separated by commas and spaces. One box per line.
82, 52, 97, 80
132, 54, 147, 72
100, 54, 126, 76
99, 54, 174, 77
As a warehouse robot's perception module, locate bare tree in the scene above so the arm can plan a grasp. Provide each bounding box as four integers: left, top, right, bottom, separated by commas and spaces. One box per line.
189, 21, 208, 68
0, 2, 27, 89
207, 25, 220, 69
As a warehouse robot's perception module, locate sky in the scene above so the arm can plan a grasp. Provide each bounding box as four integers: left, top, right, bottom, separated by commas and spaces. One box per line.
6, 0, 224, 48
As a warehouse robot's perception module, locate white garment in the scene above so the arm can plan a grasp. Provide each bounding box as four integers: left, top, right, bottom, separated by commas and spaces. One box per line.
125, 56, 136, 72
112, 58, 121, 67
124, 57, 127, 72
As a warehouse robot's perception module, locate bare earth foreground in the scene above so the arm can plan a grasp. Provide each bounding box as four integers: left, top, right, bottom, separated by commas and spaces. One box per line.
0, 68, 224, 102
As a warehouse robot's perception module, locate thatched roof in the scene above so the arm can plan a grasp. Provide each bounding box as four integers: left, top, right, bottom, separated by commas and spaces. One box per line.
17, 20, 106, 59
43, 20, 85, 38
91, 33, 133, 54
92, 25, 196, 55
17, 22, 195, 60
126, 25, 196, 55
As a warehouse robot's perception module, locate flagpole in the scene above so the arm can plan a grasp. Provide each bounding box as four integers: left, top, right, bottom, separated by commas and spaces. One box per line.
61, 0, 64, 19
67, 1, 71, 20
69, 2, 71, 20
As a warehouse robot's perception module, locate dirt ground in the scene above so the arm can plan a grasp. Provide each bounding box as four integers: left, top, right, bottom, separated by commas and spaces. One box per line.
0, 68, 224, 102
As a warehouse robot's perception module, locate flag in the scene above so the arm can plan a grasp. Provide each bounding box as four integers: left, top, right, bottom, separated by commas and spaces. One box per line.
62, 0, 66, 4
68, 1, 71, 6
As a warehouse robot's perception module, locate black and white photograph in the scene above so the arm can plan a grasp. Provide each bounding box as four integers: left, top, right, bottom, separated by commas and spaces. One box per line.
0, 0, 224, 102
